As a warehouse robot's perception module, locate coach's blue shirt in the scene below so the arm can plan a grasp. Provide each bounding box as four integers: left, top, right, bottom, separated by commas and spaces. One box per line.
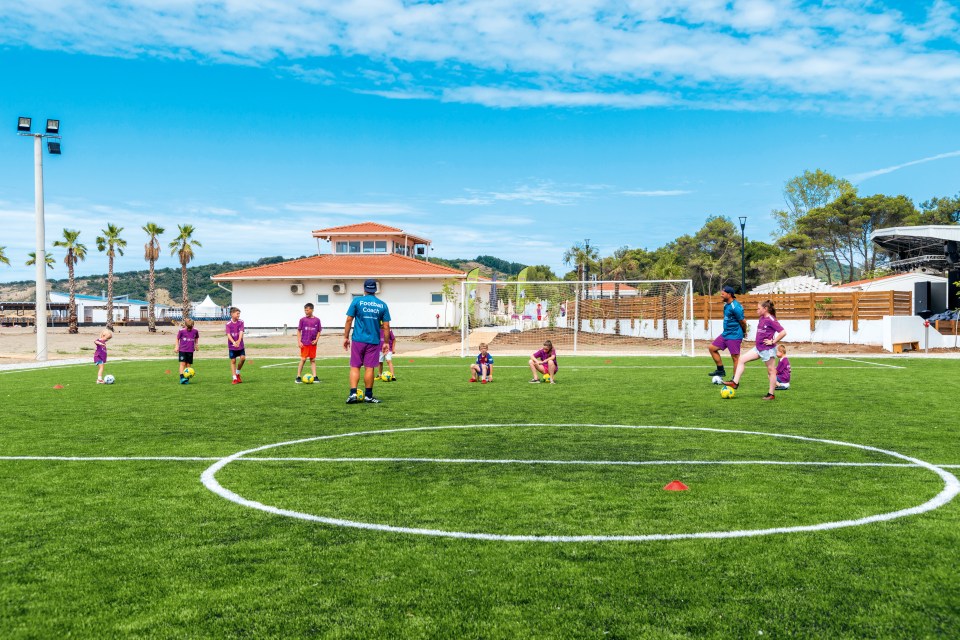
346, 295, 391, 345
722, 300, 745, 340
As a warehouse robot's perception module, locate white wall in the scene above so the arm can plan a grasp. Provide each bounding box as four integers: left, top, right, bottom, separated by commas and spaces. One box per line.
230, 278, 453, 328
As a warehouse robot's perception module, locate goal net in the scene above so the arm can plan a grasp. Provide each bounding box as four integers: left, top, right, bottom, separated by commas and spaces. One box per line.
459, 279, 695, 357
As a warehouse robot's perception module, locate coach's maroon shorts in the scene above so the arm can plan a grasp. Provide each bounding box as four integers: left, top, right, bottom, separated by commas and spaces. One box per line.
711, 336, 742, 355
350, 341, 381, 369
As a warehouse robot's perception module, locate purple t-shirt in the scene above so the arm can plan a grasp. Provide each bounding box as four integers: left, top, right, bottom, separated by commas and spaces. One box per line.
226, 319, 245, 350
383, 329, 395, 351
177, 328, 200, 353
533, 348, 558, 369
94, 339, 107, 363
299, 316, 322, 346
755, 315, 784, 350
777, 356, 791, 383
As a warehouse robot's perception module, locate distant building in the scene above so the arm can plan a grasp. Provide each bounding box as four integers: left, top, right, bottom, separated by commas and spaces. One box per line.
212, 222, 467, 328
48, 292, 173, 324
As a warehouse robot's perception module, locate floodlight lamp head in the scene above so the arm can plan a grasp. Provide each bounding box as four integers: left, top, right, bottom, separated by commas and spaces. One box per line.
45, 119, 60, 134
17, 117, 31, 132
739, 216, 747, 227
47, 141, 61, 155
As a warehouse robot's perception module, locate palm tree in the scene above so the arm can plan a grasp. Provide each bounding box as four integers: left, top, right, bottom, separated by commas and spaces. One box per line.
169, 224, 201, 320
602, 246, 638, 335
142, 222, 165, 332
96, 224, 126, 329
26, 251, 56, 268
0, 246, 9, 266
649, 254, 686, 340
26, 251, 56, 318
563, 241, 599, 301
53, 229, 88, 333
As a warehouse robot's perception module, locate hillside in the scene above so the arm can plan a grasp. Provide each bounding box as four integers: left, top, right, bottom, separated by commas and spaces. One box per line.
0, 254, 528, 304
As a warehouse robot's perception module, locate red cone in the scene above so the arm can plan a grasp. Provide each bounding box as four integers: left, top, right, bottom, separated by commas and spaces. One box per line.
165, 370, 171, 374
664, 480, 688, 491
408, 359, 414, 363
605, 359, 612, 364
53, 384, 64, 390
817, 360, 823, 365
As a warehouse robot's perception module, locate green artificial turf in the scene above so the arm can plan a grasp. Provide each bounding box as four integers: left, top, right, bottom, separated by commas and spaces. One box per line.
1, 355, 958, 638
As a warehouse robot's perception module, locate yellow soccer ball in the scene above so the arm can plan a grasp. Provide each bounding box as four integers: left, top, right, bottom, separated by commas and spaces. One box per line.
302, 374, 315, 384
183, 367, 195, 379
720, 386, 735, 399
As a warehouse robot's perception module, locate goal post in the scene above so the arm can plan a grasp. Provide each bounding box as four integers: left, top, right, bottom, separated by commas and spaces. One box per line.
460, 279, 695, 357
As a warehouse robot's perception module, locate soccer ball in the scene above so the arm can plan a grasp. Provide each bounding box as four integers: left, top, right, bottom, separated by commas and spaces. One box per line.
302, 374, 315, 384
720, 386, 735, 399
711, 375, 723, 385
183, 367, 196, 379
381, 372, 393, 382
543, 373, 551, 382
103, 374, 115, 385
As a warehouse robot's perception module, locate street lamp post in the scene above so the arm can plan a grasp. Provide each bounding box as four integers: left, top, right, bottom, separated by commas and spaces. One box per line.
17, 117, 62, 362
738, 216, 747, 294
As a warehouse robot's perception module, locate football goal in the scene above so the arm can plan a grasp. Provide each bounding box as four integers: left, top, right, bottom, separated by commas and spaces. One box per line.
459, 279, 695, 356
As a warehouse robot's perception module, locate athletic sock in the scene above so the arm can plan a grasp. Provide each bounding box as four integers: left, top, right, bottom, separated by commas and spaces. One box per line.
350, 387, 357, 396
365, 388, 373, 398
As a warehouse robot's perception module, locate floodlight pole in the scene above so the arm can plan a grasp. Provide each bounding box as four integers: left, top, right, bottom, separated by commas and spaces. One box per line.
33, 135, 47, 361
739, 216, 747, 294
18, 124, 61, 361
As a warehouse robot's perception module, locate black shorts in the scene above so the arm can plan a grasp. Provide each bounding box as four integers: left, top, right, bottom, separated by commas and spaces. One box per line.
229, 349, 246, 359
178, 352, 194, 364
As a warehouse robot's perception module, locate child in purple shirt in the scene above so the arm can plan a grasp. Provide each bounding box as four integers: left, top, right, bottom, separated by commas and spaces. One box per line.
529, 339, 558, 384
724, 300, 787, 400
94, 328, 112, 384
775, 344, 791, 390
225, 307, 246, 384
176, 318, 200, 384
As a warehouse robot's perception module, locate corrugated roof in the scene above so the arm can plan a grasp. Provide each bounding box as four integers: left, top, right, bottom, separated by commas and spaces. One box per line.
213, 254, 466, 280
836, 274, 900, 288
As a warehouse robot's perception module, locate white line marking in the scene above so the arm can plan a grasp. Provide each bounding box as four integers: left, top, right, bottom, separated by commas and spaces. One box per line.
0, 456, 221, 461
259, 360, 311, 369
836, 357, 905, 369
253, 363, 897, 370
200, 424, 960, 543
3, 455, 955, 469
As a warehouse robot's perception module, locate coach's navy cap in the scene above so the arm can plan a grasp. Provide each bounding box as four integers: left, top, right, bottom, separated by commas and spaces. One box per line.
722, 285, 737, 296
364, 279, 378, 292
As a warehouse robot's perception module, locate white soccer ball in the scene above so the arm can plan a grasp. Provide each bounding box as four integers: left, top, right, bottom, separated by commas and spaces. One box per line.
104, 374, 116, 385
711, 375, 723, 385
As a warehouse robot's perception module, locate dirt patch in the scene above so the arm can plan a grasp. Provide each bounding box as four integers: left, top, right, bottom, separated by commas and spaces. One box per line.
413, 330, 461, 343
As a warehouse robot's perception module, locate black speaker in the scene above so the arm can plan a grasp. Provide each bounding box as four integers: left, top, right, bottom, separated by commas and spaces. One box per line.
930, 282, 947, 315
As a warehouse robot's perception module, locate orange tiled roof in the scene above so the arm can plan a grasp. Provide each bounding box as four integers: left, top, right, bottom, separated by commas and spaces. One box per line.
213, 253, 465, 280
595, 282, 638, 291
312, 222, 403, 235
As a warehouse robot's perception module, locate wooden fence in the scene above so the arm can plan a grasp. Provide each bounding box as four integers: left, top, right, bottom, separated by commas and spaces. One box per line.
694, 292, 913, 331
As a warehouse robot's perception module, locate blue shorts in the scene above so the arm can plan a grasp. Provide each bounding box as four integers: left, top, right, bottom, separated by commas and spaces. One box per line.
229, 349, 246, 359
94, 359, 106, 366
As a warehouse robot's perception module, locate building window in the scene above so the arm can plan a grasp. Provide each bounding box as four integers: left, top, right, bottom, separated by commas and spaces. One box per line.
431, 292, 443, 304
362, 240, 375, 253
394, 243, 408, 256
317, 294, 329, 304
349, 241, 361, 253
375, 240, 387, 253
336, 241, 348, 253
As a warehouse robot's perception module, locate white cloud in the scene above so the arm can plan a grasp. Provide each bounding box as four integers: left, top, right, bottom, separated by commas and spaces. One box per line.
442, 183, 587, 207
4, 1, 960, 113
847, 150, 960, 183
283, 202, 420, 216
621, 190, 692, 197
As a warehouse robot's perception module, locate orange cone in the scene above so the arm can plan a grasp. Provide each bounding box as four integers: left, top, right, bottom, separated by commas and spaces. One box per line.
53, 384, 64, 390
664, 480, 688, 491
165, 370, 171, 374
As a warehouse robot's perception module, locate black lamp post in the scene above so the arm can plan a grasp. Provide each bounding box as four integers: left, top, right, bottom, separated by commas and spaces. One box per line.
738, 217, 747, 294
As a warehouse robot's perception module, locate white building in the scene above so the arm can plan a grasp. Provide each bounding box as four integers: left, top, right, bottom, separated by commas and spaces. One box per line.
49, 291, 172, 324
212, 222, 467, 328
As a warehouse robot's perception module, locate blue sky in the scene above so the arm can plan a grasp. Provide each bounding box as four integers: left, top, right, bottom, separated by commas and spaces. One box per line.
2, 0, 960, 282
